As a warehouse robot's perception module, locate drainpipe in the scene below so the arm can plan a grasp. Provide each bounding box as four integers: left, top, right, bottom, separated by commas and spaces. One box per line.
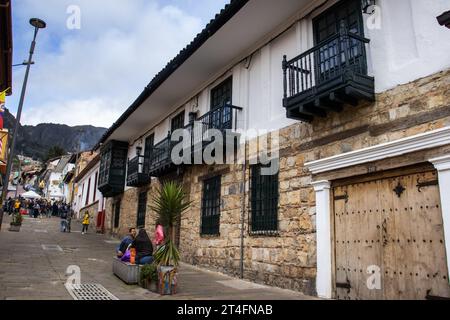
240, 141, 247, 279
240, 56, 252, 279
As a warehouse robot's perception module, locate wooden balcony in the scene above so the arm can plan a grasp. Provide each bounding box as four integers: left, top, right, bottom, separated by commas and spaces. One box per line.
282, 24, 374, 122
126, 155, 151, 187
98, 140, 128, 198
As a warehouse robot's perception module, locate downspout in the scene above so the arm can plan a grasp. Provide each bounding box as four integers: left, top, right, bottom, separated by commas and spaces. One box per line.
240, 138, 247, 279
240, 55, 252, 279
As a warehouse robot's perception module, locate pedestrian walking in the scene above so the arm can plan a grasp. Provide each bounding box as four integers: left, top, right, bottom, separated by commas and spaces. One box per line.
14, 199, 21, 215
46, 202, 52, 218
52, 202, 58, 217
27, 200, 33, 217
66, 206, 73, 233
7, 198, 13, 216
60, 207, 68, 232
33, 201, 40, 219
82, 211, 90, 234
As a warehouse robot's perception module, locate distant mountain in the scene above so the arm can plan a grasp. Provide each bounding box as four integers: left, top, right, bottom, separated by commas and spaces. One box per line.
4, 108, 107, 160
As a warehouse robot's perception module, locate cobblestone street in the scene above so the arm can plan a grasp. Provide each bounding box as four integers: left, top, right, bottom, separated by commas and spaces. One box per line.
0, 215, 314, 300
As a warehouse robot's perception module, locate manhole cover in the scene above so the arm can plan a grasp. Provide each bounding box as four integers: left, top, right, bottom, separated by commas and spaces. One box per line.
34, 229, 48, 233
41, 244, 63, 252
65, 284, 118, 300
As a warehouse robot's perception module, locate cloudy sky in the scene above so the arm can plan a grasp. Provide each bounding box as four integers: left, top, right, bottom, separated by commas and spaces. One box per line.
7, 0, 229, 128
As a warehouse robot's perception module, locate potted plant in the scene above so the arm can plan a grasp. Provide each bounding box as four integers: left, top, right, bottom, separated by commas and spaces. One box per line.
150, 181, 191, 295
9, 213, 23, 232
139, 263, 159, 292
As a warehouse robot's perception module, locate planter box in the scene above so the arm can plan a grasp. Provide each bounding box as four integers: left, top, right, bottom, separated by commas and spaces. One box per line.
9, 225, 21, 232
158, 266, 178, 295
140, 279, 159, 293
112, 258, 141, 285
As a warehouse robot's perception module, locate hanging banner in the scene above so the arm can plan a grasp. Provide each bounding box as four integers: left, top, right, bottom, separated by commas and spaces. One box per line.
0, 89, 9, 174
0, 129, 8, 174
0, 88, 8, 130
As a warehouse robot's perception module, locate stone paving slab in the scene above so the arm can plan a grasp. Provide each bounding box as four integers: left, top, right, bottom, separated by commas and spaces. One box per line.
0, 216, 315, 300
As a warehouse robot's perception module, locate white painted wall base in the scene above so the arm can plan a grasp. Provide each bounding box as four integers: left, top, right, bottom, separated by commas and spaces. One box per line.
430, 155, 450, 283
312, 180, 332, 299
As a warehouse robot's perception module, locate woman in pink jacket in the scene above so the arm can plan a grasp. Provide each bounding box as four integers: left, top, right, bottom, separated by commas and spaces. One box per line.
154, 224, 165, 249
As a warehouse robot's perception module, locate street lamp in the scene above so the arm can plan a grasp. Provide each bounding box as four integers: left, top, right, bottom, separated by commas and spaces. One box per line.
0, 18, 46, 230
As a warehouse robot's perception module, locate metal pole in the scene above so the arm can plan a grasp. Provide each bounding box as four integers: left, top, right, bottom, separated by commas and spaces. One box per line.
0, 27, 40, 230
14, 157, 21, 198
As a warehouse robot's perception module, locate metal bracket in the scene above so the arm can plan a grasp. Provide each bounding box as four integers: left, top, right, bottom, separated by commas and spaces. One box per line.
336, 279, 352, 294
416, 179, 438, 192
393, 182, 406, 198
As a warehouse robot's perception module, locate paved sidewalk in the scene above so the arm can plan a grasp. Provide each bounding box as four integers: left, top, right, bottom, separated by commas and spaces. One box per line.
0, 215, 314, 300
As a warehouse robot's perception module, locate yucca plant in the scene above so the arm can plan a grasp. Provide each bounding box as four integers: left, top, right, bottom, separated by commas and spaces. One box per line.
153, 239, 181, 266
150, 181, 191, 267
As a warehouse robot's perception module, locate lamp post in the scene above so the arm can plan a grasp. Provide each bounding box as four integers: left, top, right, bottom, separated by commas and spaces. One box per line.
0, 18, 46, 230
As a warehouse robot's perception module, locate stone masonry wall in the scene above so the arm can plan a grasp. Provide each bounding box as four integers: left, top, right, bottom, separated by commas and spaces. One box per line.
104, 68, 450, 296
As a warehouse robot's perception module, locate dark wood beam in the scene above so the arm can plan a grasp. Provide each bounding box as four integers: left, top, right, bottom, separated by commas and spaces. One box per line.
300, 105, 327, 118
287, 109, 313, 122
314, 97, 343, 112
329, 92, 358, 107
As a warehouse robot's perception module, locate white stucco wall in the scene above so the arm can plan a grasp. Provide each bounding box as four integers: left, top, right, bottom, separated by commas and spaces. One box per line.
74, 162, 102, 216
124, 0, 450, 156
46, 172, 64, 200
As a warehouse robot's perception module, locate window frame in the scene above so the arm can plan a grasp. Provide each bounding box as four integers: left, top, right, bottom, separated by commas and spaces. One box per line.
249, 164, 279, 235
200, 175, 222, 236
114, 199, 121, 229
171, 111, 185, 133
210, 77, 233, 111
136, 191, 147, 228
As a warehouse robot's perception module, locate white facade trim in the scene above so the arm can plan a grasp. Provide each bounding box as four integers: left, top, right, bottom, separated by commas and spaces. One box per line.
430, 154, 450, 282
305, 126, 450, 174
312, 180, 332, 299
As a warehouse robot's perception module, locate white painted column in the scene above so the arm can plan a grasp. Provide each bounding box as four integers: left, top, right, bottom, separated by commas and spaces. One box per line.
312, 180, 333, 299
430, 155, 450, 280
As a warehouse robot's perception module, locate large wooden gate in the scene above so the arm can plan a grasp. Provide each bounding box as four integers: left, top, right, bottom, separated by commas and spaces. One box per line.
334, 169, 450, 300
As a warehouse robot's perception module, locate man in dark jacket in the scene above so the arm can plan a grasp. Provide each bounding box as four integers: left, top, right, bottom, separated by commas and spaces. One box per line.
117, 228, 137, 258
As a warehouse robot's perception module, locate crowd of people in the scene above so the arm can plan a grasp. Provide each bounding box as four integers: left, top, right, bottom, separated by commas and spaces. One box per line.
3, 197, 78, 232
3, 197, 67, 218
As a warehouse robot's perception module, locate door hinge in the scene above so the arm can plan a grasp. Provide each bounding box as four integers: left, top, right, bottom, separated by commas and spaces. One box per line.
426, 290, 450, 300
334, 192, 349, 203
336, 279, 352, 293
416, 179, 439, 192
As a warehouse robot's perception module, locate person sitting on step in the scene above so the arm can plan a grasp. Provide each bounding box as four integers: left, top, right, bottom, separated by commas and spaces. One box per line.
131, 229, 154, 265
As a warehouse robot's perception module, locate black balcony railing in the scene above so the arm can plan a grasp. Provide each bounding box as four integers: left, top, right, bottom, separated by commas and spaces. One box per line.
148, 135, 174, 176
126, 155, 150, 187
282, 22, 374, 122
190, 104, 242, 147
147, 104, 242, 177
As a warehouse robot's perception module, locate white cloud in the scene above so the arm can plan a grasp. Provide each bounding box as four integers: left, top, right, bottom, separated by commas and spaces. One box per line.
21, 98, 121, 128
8, 0, 228, 127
